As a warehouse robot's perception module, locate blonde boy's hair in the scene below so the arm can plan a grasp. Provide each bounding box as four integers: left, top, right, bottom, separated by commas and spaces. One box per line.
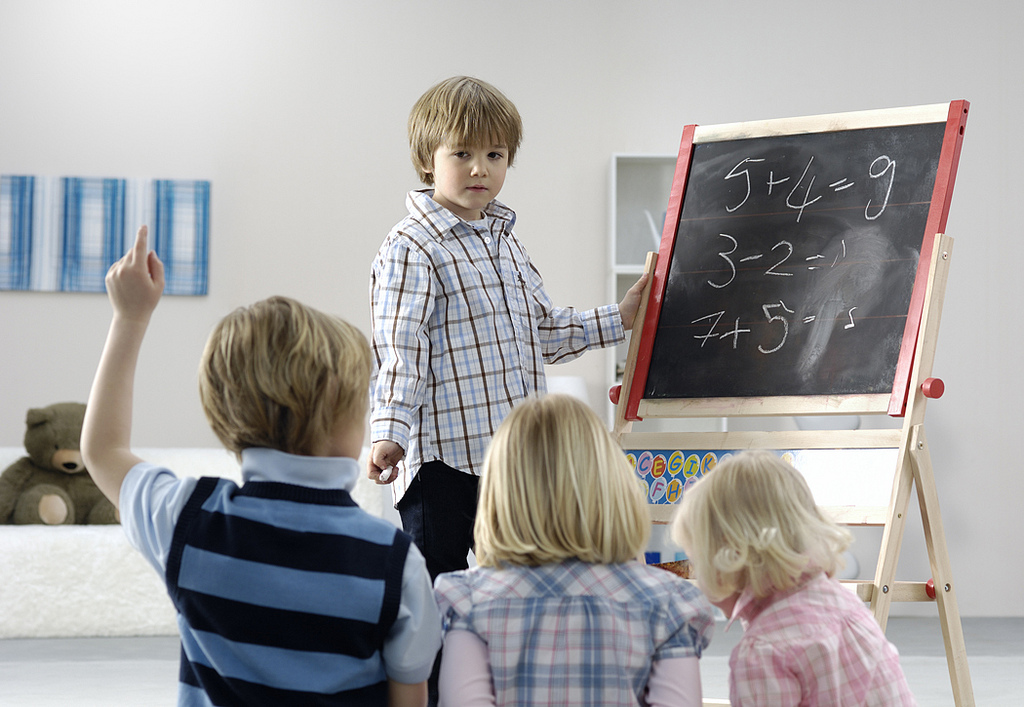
408, 76, 523, 185
474, 394, 650, 567
198, 296, 371, 457
670, 451, 852, 602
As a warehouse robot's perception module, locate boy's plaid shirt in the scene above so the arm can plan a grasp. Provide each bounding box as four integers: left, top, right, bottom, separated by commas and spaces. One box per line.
370, 190, 623, 500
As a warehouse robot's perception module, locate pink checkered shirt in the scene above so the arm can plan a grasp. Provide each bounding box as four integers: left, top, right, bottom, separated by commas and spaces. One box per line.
727, 572, 917, 706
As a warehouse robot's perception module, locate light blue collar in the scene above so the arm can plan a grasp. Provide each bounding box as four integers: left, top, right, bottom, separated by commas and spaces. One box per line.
239, 447, 359, 491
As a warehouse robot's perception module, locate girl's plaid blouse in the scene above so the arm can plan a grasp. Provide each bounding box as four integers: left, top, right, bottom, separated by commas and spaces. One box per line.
435, 559, 714, 706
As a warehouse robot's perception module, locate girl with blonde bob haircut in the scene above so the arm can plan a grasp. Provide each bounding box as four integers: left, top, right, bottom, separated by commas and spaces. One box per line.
473, 392, 649, 566
671, 451, 917, 706
433, 394, 714, 707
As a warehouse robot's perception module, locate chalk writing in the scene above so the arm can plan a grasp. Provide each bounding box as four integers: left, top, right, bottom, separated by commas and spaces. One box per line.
724, 158, 765, 212
764, 241, 794, 277
707, 234, 738, 289
644, 118, 951, 401
725, 154, 900, 224
845, 307, 858, 330
678, 147, 897, 358
866, 155, 896, 220
785, 156, 823, 222
692, 230, 856, 356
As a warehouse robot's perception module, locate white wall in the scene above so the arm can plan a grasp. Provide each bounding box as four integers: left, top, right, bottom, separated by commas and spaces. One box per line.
0, 0, 1020, 617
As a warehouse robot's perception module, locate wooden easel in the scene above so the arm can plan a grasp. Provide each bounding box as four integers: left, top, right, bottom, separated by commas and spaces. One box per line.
612, 235, 974, 705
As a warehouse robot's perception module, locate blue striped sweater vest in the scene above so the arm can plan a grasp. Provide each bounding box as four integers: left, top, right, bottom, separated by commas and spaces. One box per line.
165, 476, 411, 706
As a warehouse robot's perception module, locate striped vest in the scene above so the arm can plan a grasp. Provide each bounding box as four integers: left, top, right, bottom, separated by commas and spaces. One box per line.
166, 476, 410, 706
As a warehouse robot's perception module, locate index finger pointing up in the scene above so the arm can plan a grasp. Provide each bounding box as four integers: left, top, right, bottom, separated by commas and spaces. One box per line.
134, 225, 149, 257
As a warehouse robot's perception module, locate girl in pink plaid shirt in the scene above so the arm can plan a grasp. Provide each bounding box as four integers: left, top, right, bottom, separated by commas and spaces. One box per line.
672, 451, 917, 706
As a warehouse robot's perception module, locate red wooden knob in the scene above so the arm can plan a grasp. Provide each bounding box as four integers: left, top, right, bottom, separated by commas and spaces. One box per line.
921, 378, 945, 399
609, 384, 622, 404
925, 578, 936, 599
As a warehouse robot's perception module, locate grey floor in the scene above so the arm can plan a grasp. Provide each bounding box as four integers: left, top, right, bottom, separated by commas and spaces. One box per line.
0, 617, 1020, 705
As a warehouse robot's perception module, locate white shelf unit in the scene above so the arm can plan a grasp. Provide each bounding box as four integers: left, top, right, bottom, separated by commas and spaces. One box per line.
607, 154, 676, 423
608, 154, 724, 435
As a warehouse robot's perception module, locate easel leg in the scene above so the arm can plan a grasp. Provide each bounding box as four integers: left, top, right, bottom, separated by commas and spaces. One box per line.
909, 425, 975, 706
871, 428, 916, 631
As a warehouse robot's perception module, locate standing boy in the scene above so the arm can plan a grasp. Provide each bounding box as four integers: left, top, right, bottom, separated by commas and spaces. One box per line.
83, 226, 441, 706
369, 76, 648, 580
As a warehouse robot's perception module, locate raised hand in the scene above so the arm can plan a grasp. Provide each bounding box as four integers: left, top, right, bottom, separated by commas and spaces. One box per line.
105, 225, 165, 322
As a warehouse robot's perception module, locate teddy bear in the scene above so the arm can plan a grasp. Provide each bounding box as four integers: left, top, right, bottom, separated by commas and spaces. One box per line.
0, 402, 118, 525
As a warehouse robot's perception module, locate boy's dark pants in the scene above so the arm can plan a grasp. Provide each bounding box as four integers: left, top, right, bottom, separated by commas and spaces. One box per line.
397, 460, 480, 580
397, 461, 480, 707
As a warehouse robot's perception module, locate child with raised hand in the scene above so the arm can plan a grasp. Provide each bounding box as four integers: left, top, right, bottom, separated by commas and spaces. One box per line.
433, 394, 714, 707
82, 226, 442, 707
671, 451, 917, 706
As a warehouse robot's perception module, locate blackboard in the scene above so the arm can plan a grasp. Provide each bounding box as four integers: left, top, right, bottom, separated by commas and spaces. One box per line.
625, 102, 968, 419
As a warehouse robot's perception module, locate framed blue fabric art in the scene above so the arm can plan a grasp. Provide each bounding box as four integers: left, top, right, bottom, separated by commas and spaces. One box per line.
0, 175, 210, 295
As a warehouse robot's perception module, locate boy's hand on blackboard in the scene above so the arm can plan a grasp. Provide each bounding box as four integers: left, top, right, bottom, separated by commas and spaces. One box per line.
618, 273, 650, 330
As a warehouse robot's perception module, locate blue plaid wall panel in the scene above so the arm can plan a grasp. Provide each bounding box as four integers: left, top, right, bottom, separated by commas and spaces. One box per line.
0, 176, 35, 290
0, 176, 210, 295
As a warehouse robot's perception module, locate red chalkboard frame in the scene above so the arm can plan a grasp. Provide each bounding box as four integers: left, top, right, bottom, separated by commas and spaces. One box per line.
623, 101, 969, 421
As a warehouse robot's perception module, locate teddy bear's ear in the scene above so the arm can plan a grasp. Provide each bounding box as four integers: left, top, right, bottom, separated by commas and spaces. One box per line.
25, 407, 54, 429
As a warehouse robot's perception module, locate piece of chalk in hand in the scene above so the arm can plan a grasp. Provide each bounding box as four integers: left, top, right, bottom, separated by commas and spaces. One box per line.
379, 467, 393, 482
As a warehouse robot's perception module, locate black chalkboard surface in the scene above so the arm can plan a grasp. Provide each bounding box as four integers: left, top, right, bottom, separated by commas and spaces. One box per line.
626, 103, 968, 418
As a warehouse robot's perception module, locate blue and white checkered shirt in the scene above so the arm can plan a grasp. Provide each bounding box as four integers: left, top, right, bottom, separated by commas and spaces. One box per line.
370, 190, 624, 500
434, 559, 714, 706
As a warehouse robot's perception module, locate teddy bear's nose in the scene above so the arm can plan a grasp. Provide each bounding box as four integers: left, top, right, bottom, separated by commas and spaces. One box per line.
51, 449, 84, 473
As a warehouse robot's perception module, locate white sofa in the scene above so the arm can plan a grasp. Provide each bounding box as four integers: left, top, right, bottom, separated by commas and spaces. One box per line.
0, 446, 396, 638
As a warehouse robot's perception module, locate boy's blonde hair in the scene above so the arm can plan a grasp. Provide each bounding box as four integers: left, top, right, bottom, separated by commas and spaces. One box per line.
408, 76, 523, 185
198, 296, 371, 457
474, 394, 650, 567
670, 451, 852, 602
